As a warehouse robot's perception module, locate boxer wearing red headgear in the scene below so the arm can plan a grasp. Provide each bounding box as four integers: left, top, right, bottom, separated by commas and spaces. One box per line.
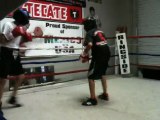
81, 19, 111, 106
0, 8, 32, 111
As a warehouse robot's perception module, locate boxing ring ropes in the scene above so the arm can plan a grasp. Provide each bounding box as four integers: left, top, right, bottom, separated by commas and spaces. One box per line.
8, 34, 160, 88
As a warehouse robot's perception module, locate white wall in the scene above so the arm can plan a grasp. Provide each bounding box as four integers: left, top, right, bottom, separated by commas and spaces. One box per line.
85, 0, 133, 36
137, 0, 160, 66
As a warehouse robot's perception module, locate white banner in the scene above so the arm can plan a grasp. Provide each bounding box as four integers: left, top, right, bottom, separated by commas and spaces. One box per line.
24, 38, 82, 56
26, 19, 83, 38
116, 33, 130, 74
0, 18, 83, 56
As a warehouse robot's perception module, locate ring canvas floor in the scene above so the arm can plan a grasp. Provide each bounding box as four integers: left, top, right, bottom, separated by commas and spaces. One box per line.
2, 75, 160, 120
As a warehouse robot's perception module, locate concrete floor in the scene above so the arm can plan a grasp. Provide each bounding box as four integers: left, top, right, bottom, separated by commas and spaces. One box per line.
2, 76, 160, 120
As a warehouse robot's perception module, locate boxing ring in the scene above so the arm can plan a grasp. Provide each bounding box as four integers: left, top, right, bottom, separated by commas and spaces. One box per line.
3, 33, 159, 120
0, 0, 160, 120
3, 75, 160, 120
6, 32, 160, 90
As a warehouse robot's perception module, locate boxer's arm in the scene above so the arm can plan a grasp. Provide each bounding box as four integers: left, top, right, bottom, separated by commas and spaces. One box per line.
0, 22, 15, 43
83, 42, 92, 55
2, 22, 15, 41
80, 42, 92, 63
12, 26, 32, 41
83, 31, 93, 55
80, 32, 93, 63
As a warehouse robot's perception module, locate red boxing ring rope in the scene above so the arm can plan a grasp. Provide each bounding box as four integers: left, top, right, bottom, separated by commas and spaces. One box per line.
33, 36, 84, 40
32, 34, 160, 40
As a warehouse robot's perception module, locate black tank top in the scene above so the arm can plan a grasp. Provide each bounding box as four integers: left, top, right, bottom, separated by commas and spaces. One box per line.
86, 29, 110, 60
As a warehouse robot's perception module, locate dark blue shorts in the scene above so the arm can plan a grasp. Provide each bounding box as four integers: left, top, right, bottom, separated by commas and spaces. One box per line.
0, 47, 24, 79
88, 58, 110, 80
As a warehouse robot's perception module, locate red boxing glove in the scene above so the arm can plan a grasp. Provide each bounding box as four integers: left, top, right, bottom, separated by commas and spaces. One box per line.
79, 54, 90, 63
12, 26, 26, 37
12, 26, 32, 41
24, 32, 32, 41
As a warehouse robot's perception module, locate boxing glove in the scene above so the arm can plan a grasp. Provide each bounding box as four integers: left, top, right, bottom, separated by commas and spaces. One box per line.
24, 32, 32, 41
79, 54, 90, 63
12, 26, 32, 41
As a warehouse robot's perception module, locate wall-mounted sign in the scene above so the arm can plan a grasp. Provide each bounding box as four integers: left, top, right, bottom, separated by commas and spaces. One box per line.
116, 33, 130, 74
22, 0, 82, 23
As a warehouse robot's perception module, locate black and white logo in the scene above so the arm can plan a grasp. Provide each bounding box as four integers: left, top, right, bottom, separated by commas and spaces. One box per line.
70, 9, 79, 19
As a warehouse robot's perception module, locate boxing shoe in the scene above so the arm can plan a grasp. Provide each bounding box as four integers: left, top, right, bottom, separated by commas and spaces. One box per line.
82, 98, 97, 106
8, 96, 22, 107
98, 93, 109, 101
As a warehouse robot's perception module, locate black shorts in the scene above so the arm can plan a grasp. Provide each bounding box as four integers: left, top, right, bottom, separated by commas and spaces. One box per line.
88, 58, 110, 80
0, 47, 24, 79
88, 44, 110, 80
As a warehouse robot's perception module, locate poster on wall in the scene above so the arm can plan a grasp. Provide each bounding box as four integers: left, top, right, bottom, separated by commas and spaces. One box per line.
1, 0, 83, 57
22, 0, 83, 23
